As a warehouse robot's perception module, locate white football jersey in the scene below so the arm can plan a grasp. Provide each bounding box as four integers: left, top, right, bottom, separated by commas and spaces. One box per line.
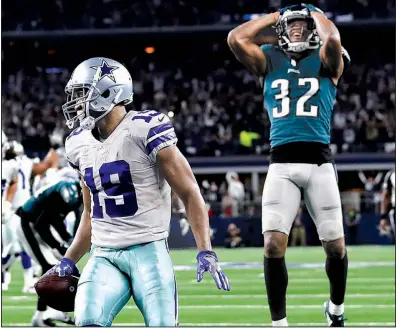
12, 155, 34, 210
383, 169, 395, 206
2, 159, 19, 202
65, 110, 178, 248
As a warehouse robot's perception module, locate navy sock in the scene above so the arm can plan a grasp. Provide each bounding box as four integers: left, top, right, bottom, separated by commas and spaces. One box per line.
20, 251, 32, 270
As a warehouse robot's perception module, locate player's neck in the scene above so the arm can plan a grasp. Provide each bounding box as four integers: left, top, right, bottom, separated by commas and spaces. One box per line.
96, 106, 127, 141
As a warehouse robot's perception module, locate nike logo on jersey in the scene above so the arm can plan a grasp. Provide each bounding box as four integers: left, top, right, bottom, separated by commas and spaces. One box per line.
158, 115, 165, 122
288, 68, 300, 74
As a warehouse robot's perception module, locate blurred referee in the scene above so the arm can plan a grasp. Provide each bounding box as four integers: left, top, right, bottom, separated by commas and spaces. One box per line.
380, 168, 395, 238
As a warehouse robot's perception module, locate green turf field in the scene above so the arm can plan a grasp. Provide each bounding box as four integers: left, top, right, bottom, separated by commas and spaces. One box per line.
1, 246, 395, 327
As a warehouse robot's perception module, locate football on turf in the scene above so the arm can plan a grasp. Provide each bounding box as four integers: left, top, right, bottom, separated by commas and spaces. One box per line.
34, 273, 79, 312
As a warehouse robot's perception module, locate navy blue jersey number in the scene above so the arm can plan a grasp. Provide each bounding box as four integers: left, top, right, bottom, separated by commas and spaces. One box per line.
84, 160, 138, 218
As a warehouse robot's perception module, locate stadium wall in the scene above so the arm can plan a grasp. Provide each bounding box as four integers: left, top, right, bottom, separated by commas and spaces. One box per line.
168, 213, 394, 249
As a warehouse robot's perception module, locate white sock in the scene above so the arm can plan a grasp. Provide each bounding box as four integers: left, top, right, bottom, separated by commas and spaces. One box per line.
329, 300, 344, 316
23, 268, 33, 285
34, 311, 44, 319
272, 317, 288, 327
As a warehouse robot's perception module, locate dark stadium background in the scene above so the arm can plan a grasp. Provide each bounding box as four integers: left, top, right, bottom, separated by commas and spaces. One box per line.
1, 0, 396, 326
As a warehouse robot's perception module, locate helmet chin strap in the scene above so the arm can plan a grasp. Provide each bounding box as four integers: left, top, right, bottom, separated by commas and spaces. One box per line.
80, 88, 124, 131
79, 116, 96, 130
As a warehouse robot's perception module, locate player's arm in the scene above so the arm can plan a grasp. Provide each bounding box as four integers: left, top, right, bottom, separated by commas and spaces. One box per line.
64, 179, 92, 263
51, 219, 72, 245
141, 114, 229, 290
35, 213, 67, 251
2, 175, 18, 223
311, 11, 343, 81
31, 148, 59, 176
157, 145, 211, 250
158, 145, 230, 290
5, 176, 17, 202
227, 12, 279, 79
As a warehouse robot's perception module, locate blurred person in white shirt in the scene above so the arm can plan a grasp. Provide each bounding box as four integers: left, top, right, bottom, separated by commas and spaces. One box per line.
225, 172, 245, 217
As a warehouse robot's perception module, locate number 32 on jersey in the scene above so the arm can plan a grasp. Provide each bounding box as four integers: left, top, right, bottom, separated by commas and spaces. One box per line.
272, 77, 319, 118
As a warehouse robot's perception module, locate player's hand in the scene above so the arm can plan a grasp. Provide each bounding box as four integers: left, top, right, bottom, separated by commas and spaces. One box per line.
380, 218, 390, 229
196, 250, 230, 291
47, 257, 79, 277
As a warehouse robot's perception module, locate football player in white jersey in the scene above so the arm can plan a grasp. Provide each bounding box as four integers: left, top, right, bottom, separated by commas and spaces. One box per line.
47, 57, 230, 327
2, 141, 59, 293
13, 143, 59, 206
380, 168, 395, 238
1, 139, 19, 291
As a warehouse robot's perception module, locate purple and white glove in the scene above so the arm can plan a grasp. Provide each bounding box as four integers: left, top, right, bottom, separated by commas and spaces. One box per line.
196, 250, 230, 291
46, 257, 79, 277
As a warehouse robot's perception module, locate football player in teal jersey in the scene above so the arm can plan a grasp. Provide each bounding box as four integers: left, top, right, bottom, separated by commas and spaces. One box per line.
15, 178, 81, 326
228, 4, 350, 327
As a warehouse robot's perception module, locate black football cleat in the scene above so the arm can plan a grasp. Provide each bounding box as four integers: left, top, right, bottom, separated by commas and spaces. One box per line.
323, 301, 347, 327
43, 319, 57, 327
31, 317, 57, 327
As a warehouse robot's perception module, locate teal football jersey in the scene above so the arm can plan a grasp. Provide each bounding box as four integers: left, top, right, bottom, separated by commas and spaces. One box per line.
22, 180, 81, 219
261, 44, 337, 148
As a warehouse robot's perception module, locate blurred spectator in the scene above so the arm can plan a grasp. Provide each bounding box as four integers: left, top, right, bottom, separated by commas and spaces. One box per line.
2, 0, 395, 31
290, 208, 306, 247
171, 191, 190, 236
358, 171, 383, 212
201, 180, 220, 217
226, 172, 245, 201
224, 223, 245, 248
344, 209, 361, 245
221, 191, 235, 217
225, 172, 245, 217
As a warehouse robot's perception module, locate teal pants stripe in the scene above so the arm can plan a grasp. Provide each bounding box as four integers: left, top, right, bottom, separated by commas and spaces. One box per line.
74, 239, 177, 327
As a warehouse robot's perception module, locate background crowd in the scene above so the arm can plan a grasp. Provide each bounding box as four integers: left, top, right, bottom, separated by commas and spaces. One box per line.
3, 0, 396, 31
2, 59, 395, 158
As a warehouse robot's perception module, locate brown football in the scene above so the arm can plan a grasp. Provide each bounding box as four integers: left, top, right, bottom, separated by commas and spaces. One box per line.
34, 273, 79, 312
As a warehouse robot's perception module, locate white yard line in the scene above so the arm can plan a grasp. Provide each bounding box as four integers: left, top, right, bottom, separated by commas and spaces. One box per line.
179, 285, 394, 290
224, 277, 395, 283
2, 304, 395, 310
187, 278, 395, 285
173, 261, 394, 271
180, 293, 395, 299
6, 322, 396, 327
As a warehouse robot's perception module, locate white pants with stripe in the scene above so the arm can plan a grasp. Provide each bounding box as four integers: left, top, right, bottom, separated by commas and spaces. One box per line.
262, 163, 344, 242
